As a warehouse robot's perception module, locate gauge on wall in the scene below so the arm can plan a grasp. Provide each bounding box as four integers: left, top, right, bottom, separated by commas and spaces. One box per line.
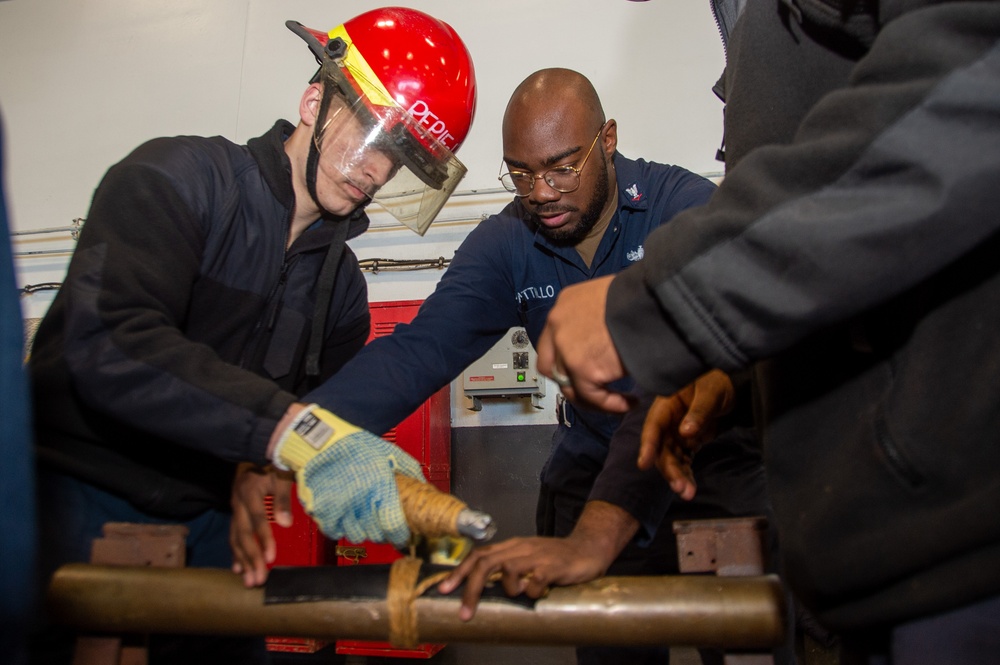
511, 328, 530, 349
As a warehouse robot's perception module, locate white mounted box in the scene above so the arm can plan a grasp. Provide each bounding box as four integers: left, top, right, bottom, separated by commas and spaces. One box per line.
462, 327, 545, 410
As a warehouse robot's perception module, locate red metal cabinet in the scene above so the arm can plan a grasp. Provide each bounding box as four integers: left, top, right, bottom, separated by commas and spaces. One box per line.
265, 299, 451, 658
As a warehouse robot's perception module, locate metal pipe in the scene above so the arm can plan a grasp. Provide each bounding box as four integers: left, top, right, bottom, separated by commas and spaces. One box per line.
47, 564, 785, 649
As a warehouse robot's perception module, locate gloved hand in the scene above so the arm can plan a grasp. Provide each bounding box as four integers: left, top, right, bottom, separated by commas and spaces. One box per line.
271, 404, 426, 547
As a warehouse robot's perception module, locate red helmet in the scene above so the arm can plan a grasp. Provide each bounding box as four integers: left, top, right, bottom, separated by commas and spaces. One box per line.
288, 8, 477, 234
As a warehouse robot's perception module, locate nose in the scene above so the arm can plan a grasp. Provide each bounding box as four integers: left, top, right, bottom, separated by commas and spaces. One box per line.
527, 175, 562, 205
360, 149, 396, 190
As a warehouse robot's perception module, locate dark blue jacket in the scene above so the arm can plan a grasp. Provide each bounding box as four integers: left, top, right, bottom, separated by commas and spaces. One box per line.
308, 152, 716, 538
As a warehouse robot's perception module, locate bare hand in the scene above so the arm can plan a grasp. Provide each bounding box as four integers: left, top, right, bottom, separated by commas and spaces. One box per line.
536, 276, 632, 413
436, 536, 610, 621
229, 462, 293, 588
436, 501, 636, 621
637, 369, 734, 500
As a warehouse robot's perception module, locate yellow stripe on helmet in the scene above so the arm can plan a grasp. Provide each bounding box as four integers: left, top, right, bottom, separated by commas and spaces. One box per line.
328, 23, 396, 110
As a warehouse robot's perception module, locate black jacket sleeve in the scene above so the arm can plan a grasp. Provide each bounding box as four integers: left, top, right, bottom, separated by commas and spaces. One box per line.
588, 392, 674, 544
608, 3, 1000, 395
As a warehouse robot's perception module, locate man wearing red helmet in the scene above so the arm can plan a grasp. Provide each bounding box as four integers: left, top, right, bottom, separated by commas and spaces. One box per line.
28, 8, 475, 664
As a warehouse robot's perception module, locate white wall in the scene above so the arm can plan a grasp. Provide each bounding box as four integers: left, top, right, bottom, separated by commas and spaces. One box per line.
1, 0, 726, 425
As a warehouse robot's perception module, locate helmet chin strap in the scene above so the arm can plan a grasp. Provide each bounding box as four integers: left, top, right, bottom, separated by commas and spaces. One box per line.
306, 138, 322, 208
306, 77, 341, 210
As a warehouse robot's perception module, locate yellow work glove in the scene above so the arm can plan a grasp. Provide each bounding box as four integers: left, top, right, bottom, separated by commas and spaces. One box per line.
271, 404, 426, 547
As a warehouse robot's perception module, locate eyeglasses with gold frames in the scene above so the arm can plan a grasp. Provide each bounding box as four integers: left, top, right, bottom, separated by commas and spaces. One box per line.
498, 124, 605, 197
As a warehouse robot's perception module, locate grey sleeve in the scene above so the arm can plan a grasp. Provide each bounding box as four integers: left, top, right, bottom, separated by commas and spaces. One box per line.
609, 10, 1000, 395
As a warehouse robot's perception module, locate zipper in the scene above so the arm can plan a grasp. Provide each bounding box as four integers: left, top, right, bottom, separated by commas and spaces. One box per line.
710, 0, 749, 63
264, 259, 293, 331
710, 0, 729, 63
238, 222, 293, 370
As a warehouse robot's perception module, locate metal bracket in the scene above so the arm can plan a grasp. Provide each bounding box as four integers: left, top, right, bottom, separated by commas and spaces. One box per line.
73, 523, 189, 665
674, 516, 776, 665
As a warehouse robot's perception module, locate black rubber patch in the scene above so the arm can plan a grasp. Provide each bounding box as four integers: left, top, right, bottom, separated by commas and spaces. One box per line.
264, 563, 537, 609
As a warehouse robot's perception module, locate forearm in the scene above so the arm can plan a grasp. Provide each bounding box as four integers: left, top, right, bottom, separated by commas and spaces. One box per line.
589, 395, 674, 541
304, 226, 522, 434
566, 501, 640, 571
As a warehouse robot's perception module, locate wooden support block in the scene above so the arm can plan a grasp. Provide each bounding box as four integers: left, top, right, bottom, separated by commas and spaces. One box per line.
72, 523, 189, 665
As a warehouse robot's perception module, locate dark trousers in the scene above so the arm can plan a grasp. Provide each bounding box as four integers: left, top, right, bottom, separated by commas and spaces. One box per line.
860, 593, 1000, 665
30, 467, 269, 665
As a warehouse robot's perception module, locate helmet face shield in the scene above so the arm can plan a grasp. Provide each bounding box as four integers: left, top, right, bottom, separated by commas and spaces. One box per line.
314, 97, 398, 201
371, 148, 467, 236
313, 93, 468, 236
314, 77, 467, 235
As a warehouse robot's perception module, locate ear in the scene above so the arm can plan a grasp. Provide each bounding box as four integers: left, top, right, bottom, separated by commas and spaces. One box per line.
602, 119, 618, 157
299, 83, 324, 128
